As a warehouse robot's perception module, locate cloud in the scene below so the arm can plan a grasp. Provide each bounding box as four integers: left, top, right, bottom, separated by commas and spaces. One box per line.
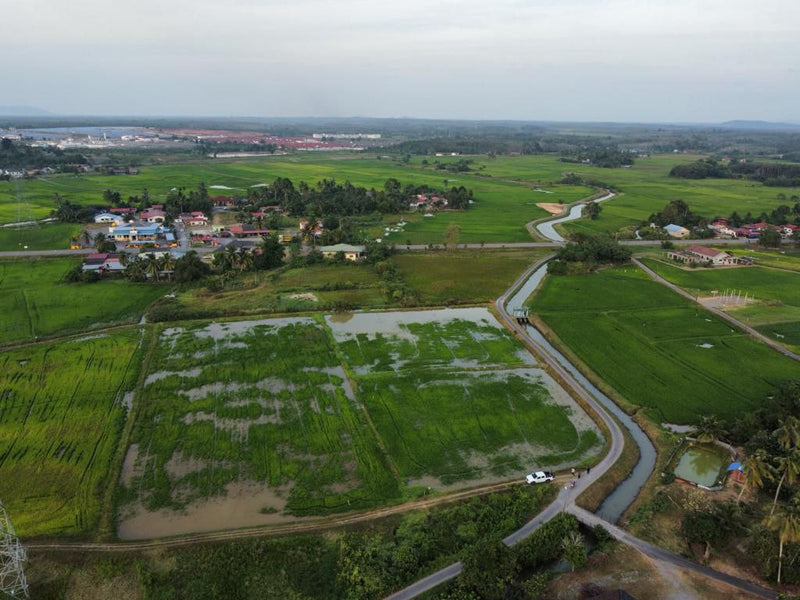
1, 0, 798, 120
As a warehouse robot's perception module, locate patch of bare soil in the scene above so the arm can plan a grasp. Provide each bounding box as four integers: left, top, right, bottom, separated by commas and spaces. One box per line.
548, 544, 761, 600
536, 202, 567, 215
117, 480, 303, 540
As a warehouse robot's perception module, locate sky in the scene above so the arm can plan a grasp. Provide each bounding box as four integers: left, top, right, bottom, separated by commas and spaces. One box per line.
2, 0, 799, 122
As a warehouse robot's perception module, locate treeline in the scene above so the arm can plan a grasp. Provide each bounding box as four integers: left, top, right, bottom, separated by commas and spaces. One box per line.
560, 148, 635, 168
670, 158, 800, 187
0, 138, 88, 171
246, 177, 473, 216
647, 199, 800, 229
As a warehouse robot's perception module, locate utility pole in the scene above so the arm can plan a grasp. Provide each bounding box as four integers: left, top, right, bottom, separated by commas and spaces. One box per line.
0, 501, 29, 599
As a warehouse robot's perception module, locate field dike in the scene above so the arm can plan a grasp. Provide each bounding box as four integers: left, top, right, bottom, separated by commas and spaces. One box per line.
115, 308, 603, 539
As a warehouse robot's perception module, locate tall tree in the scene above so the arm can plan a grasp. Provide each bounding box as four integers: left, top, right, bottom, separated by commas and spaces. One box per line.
738, 449, 773, 505
771, 449, 800, 516
765, 495, 800, 584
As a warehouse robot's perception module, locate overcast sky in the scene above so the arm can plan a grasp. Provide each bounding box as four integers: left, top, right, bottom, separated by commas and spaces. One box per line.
2, 0, 798, 122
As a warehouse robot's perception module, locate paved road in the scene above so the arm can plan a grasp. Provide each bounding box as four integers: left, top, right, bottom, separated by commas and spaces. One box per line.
568, 505, 777, 599
634, 258, 800, 362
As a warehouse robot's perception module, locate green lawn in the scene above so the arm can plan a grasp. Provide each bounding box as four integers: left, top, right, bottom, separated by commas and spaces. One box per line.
0, 330, 141, 536
392, 248, 551, 305
0, 258, 165, 345
640, 258, 800, 353
175, 263, 387, 318
0, 222, 81, 251
529, 266, 800, 424
0, 155, 593, 243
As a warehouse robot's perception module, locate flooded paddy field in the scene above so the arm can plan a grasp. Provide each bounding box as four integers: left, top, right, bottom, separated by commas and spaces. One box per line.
118, 308, 602, 538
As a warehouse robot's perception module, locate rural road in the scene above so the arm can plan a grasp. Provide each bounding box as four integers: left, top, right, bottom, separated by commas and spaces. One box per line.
634, 258, 800, 362
0, 235, 775, 260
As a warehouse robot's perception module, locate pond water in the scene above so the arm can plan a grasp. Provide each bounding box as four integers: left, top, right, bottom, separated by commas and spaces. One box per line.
674, 445, 727, 488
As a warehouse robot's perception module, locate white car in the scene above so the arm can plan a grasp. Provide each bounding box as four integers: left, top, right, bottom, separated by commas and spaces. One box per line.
526, 470, 555, 484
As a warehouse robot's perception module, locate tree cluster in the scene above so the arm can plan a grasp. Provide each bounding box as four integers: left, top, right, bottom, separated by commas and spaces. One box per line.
671, 158, 800, 187
242, 176, 473, 218
0, 137, 89, 171
549, 234, 632, 274
559, 148, 635, 168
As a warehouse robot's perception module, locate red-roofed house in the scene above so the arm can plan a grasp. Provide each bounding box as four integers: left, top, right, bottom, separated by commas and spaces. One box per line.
667, 245, 738, 266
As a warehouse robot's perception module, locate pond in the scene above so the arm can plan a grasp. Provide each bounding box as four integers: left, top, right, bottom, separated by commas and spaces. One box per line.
673, 445, 728, 488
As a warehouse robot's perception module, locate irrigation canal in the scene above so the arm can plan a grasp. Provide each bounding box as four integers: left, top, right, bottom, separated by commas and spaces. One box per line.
386, 193, 779, 600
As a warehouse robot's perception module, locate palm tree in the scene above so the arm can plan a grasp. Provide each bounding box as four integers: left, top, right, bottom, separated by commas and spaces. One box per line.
775, 416, 800, 452
561, 531, 587, 572
771, 448, 800, 516
236, 249, 253, 272
692, 415, 724, 444
765, 494, 800, 584
737, 449, 773, 505
144, 253, 160, 282
158, 254, 175, 281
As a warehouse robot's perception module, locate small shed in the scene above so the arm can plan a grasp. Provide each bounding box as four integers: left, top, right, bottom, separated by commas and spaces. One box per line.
727, 461, 745, 483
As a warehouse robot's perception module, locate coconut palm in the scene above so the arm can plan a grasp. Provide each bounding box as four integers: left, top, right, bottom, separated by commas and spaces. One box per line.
771, 448, 800, 516
737, 449, 773, 505
765, 494, 800, 583
236, 249, 254, 272
692, 415, 724, 444
561, 531, 587, 572
775, 416, 800, 452
144, 253, 160, 282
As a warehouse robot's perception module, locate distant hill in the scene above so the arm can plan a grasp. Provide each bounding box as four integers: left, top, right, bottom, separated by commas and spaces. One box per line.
718, 120, 800, 131
0, 105, 54, 117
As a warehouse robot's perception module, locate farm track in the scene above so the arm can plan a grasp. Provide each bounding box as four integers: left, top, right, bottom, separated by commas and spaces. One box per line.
27, 478, 527, 552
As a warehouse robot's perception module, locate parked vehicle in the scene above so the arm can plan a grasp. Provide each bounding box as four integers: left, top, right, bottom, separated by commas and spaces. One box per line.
526, 470, 555, 484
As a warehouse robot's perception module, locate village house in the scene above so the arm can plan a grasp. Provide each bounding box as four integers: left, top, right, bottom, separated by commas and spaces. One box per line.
140, 208, 166, 223
663, 224, 690, 239
667, 245, 740, 266
94, 212, 121, 225
229, 224, 270, 238
109, 223, 170, 243
211, 196, 237, 209
81, 253, 125, 274
299, 220, 323, 237
175, 211, 209, 227
320, 243, 367, 261
410, 194, 448, 211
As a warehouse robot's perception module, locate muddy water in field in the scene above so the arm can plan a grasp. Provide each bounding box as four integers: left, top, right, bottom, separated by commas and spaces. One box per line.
117, 481, 305, 540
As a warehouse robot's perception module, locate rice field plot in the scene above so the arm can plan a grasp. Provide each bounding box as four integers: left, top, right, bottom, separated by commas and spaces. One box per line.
120, 317, 399, 537
175, 263, 386, 318
328, 307, 534, 373
530, 266, 800, 424
358, 369, 601, 486
0, 222, 82, 251
0, 258, 165, 345
640, 258, 800, 353
0, 330, 142, 537
391, 248, 552, 305
327, 308, 603, 488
